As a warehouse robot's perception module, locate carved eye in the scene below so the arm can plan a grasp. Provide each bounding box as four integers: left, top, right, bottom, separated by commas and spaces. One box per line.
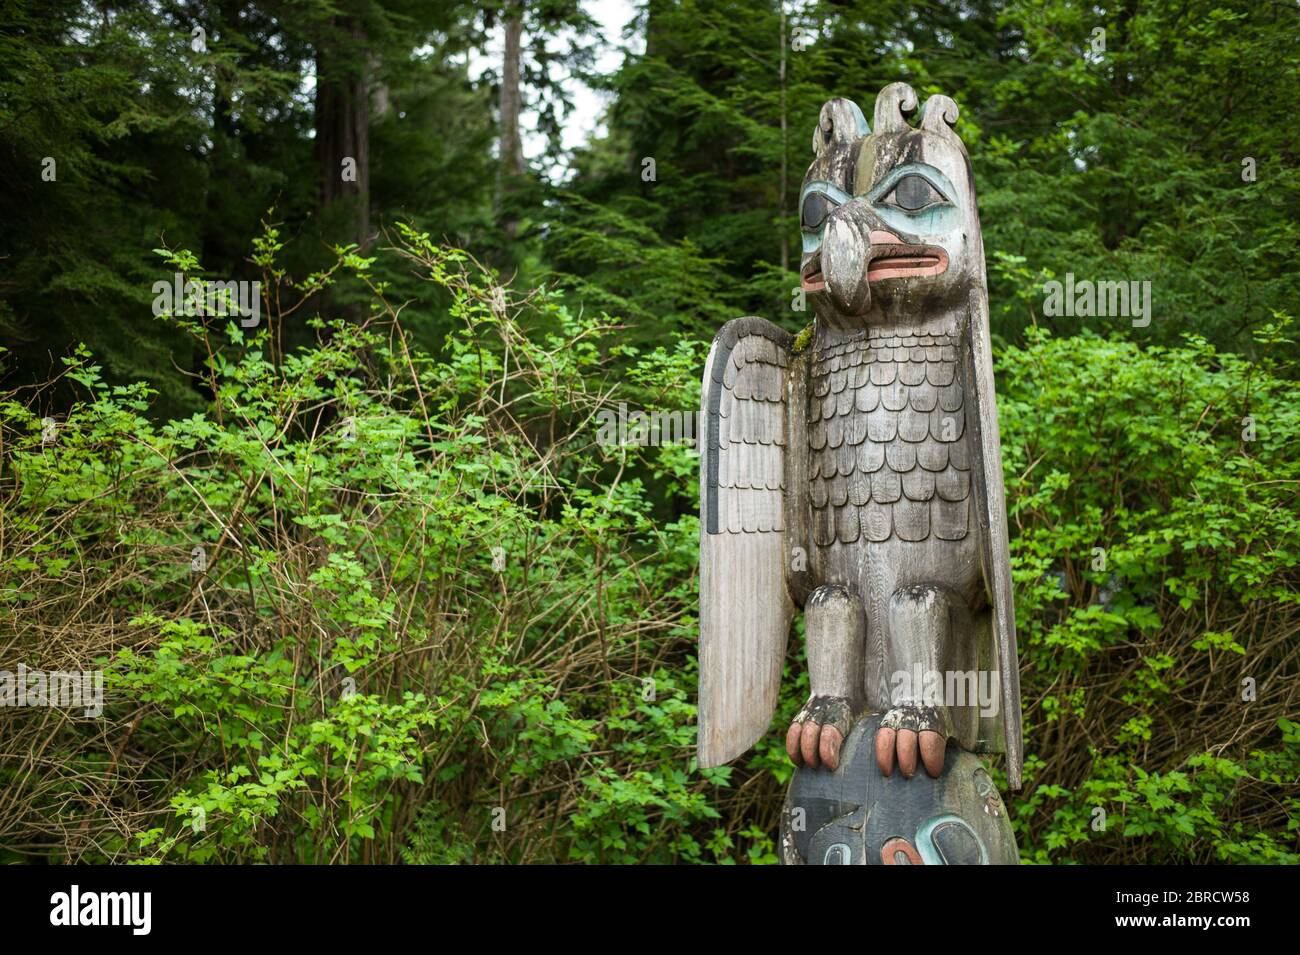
884, 174, 945, 211
801, 192, 837, 230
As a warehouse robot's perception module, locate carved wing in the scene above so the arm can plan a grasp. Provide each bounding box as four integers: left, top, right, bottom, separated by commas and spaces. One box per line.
698, 317, 795, 768
964, 287, 1023, 789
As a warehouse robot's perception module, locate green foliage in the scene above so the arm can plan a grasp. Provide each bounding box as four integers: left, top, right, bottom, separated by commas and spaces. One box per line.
1000, 326, 1300, 863
0, 227, 717, 863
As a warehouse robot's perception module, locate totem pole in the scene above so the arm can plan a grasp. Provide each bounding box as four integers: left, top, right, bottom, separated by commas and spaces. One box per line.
697, 83, 1021, 865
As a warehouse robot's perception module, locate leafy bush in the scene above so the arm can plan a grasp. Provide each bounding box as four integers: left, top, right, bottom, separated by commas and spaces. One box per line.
1001, 325, 1300, 863
0, 224, 713, 863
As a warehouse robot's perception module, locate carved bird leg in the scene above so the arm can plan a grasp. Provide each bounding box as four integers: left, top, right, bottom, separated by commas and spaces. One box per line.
786, 585, 864, 771
875, 584, 958, 779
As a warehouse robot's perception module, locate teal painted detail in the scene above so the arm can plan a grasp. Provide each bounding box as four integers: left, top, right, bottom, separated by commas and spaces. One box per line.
915, 813, 988, 865
799, 180, 854, 253
865, 162, 961, 236
800, 180, 854, 208
823, 843, 852, 864
867, 161, 959, 206
845, 100, 870, 138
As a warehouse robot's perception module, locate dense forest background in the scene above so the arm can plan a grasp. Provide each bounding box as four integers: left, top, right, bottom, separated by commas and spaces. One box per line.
0, 0, 1297, 863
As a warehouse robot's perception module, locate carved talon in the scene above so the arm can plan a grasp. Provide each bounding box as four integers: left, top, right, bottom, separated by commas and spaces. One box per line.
876, 704, 949, 779
786, 696, 854, 771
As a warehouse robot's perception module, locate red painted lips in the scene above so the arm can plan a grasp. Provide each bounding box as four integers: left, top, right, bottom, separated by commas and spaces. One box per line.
864, 230, 949, 281
801, 229, 949, 293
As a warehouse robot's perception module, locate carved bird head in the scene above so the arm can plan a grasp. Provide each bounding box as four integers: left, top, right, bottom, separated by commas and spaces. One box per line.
800, 84, 980, 328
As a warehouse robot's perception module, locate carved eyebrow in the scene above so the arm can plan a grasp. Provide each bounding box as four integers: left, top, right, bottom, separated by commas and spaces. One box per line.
866, 162, 958, 207
798, 181, 852, 252
799, 180, 854, 211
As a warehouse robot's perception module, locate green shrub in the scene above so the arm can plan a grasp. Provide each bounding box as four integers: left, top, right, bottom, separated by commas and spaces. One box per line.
1001, 325, 1300, 863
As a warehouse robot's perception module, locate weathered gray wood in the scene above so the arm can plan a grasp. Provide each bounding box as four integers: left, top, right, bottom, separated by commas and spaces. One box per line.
965, 286, 1023, 787
698, 82, 1022, 860
698, 318, 796, 768
805, 585, 865, 703
782, 349, 814, 606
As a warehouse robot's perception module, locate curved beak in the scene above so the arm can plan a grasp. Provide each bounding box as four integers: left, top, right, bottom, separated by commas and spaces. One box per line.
807, 207, 949, 315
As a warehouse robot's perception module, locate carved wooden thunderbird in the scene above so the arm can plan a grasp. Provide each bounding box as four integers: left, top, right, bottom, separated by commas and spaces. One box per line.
698, 84, 1022, 864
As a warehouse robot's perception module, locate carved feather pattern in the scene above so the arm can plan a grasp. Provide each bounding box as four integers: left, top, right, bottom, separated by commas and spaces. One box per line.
698, 316, 796, 769
708, 329, 790, 533
810, 329, 970, 546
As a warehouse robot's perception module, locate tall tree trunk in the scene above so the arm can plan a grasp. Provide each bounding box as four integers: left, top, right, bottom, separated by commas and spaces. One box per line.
369, 54, 390, 121
201, 0, 240, 275
315, 17, 370, 250
497, 0, 525, 238
779, 5, 789, 276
